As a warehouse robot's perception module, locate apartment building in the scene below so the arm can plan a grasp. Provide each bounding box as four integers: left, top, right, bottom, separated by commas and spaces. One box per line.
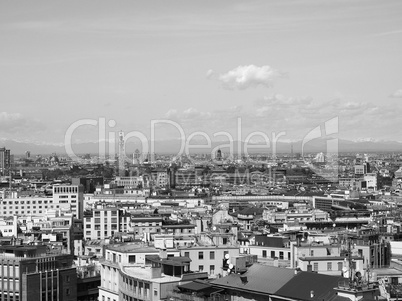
179, 245, 240, 278
83, 206, 130, 240
53, 185, 84, 219
0, 244, 76, 301
130, 216, 163, 240
114, 176, 144, 188
99, 244, 180, 301
0, 196, 59, 217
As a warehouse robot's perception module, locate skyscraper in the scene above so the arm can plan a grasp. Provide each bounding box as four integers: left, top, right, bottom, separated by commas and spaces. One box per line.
0, 147, 11, 176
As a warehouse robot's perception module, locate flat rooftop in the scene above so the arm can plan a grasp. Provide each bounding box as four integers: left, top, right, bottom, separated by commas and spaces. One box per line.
106, 243, 178, 253
122, 266, 181, 283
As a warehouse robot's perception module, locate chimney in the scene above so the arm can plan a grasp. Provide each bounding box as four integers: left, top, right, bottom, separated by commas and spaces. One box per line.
151, 262, 162, 279
240, 275, 248, 284
159, 248, 167, 259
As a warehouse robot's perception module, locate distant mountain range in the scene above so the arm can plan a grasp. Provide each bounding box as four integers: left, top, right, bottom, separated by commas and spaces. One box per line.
1, 137, 401, 157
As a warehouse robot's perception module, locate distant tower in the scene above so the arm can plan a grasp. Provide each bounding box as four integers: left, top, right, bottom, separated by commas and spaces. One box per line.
25, 151, 31, 159
290, 142, 294, 159
118, 131, 125, 176
216, 149, 222, 161
133, 149, 141, 165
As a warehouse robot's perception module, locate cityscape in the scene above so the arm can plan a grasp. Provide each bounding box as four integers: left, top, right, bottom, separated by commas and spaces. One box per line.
1, 1, 402, 301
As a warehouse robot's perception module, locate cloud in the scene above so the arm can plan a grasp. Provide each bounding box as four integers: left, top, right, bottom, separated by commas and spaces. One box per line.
373, 29, 402, 37
165, 109, 179, 119
390, 89, 402, 98
160, 94, 402, 142
0, 112, 45, 134
215, 65, 285, 90
206, 69, 216, 79
165, 108, 212, 122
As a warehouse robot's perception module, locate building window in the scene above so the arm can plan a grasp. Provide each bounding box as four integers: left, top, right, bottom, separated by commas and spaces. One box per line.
154, 290, 158, 296
279, 251, 284, 260
199, 265, 204, 271
337, 262, 343, 271
313, 263, 318, 271
327, 262, 332, 271
271, 251, 275, 258
184, 252, 189, 258
129, 255, 136, 263
210, 265, 215, 274
66, 275, 70, 282
310, 250, 314, 256
210, 251, 215, 260
198, 252, 203, 260
262, 250, 267, 258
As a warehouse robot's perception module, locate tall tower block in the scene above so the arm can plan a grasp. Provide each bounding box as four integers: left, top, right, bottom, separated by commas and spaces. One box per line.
118, 131, 125, 176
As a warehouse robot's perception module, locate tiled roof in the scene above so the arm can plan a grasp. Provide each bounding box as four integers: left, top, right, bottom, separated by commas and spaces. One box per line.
274, 271, 344, 300
211, 263, 295, 295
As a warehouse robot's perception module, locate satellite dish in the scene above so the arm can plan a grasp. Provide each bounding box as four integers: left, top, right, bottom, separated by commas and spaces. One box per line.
225, 254, 230, 259
229, 263, 234, 269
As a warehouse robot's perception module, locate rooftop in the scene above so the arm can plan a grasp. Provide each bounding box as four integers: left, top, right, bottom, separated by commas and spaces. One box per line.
121, 266, 182, 283
211, 264, 295, 295
106, 243, 178, 254
274, 271, 345, 300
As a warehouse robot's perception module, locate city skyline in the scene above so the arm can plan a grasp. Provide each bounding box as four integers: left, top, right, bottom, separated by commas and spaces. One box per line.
1, 0, 402, 147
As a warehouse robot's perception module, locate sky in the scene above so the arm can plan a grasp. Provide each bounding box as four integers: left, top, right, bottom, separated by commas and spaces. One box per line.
1, 0, 402, 148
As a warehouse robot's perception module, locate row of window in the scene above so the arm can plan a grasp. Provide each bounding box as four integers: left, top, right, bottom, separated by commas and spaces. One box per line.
132, 222, 161, 227
184, 250, 228, 260
311, 262, 343, 271
94, 211, 118, 217
3, 200, 51, 205
58, 195, 77, 199
1, 209, 61, 215
54, 186, 79, 193
121, 276, 150, 298
3, 205, 60, 210
262, 250, 290, 260
86, 230, 115, 237
87, 224, 118, 230
198, 265, 215, 274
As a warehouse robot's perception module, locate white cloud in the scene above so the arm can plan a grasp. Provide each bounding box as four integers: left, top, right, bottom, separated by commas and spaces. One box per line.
160, 95, 402, 142
390, 89, 402, 98
206, 69, 216, 79
0, 112, 45, 134
165, 109, 179, 119
216, 65, 284, 90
